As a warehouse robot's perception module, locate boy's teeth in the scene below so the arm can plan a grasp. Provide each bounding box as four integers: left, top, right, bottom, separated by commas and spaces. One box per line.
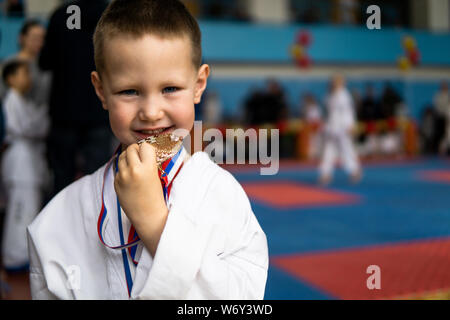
142, 128, 165, 134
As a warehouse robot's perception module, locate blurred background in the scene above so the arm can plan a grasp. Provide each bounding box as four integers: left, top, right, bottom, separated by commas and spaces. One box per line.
0, 0, 449, 300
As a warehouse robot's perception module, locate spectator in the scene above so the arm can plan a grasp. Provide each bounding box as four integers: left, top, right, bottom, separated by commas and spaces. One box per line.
39, 0, 112, 196
205, 0, 225, 19
358, 84, 381, 156
420, 105, 440, 155
301, 93, 322, 159
244, 87, 265, 126
243, 80, 289, 126
0, 20, 51, 108
301, 93, 322, 124
5, 0, 23, 17
264, 79, 289, 124
301, 4, 320, 24
380, 83, 402, 119
434, 82, 450, 155
202, 90, 223, 126
434, 81, 449, 117
360, 84, 381, 121
336, 0, 359, 25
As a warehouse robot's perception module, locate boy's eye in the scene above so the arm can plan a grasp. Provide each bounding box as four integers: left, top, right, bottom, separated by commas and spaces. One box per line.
119, 89, 139, 96
163, 87, 179, 94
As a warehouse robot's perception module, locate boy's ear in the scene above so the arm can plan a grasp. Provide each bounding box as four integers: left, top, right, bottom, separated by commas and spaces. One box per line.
194, 64, 210, 104
91, 71, 108, 110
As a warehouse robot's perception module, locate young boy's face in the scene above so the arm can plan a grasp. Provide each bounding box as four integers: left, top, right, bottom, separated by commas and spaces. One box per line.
91, 34, 209, 148
8, 65, 31, 94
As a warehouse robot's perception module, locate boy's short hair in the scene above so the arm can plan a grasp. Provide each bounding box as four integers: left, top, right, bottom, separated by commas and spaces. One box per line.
2, 60, 28, 86
93, 0, 202, 75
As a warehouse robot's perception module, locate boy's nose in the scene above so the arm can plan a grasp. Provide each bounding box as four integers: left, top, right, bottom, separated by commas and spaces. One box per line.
138, 98, 164, 122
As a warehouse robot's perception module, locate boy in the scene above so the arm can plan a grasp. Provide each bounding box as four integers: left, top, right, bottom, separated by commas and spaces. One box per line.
319, 74, 362, 185
1, 60, 49, 271
27, 0, 268, 299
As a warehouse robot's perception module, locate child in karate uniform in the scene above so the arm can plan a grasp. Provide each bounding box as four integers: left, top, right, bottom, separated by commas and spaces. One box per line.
27, 0, 268, 299
319, 74, 362, 185
1, 60, 49, 271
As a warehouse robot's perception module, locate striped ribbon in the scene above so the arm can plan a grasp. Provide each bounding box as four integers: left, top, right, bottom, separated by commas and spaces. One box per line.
96, 145, 186, 296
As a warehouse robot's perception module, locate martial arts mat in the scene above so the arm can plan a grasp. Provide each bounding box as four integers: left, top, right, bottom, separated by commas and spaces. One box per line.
230, 158, 450, 300
3, 158, 450, 300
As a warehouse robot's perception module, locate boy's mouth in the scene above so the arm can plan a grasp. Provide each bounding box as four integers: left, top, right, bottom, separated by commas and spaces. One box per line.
135, 125, 175, 140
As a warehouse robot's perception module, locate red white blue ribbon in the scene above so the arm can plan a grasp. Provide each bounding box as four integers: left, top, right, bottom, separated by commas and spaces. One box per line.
96, 145, 186, 297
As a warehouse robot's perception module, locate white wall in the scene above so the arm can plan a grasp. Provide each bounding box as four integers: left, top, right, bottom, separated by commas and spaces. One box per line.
246, 0, 290, 24
428, 0, 450, 31
410, 0, 450, 31
24, 0, 62, 19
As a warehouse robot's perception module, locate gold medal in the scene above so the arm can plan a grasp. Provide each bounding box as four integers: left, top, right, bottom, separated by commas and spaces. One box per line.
137, 132, 183, 167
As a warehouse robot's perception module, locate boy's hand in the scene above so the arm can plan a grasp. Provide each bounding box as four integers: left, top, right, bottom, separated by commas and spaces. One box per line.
114, 142, 168, 256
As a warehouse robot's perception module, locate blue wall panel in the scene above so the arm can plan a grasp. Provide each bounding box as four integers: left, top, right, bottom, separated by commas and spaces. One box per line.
207, 77, 448, 121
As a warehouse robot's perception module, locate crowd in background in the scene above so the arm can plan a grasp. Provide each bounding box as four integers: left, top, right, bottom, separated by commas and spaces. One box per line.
0, 0, 24, 17
180, 0, 409, 27
0, 1, 113, 295
215, 77, 450, 160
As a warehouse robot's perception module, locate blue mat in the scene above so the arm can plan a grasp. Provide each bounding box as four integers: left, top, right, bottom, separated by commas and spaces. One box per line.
231, 158, 450, 299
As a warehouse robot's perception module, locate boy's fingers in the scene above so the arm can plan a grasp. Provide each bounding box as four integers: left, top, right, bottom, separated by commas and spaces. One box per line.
126, 143, 141, 166
117, 151, 128, 172
139, 142, 157, 164
118, 149, 128, 165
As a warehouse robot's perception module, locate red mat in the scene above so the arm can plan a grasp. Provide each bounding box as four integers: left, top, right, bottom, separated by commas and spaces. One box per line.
242, 181, 360, 208
419, 170, 450, 183
272, 237, 450, 299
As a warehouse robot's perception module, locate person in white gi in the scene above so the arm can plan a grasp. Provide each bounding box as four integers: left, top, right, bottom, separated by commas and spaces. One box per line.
319, 74, 361, 185
27, 0, 268, 300
301, 93, 323, 160
1, 60, 49, 271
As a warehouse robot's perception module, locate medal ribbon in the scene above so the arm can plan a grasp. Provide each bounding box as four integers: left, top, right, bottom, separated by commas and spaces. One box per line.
97, 145, 186, 297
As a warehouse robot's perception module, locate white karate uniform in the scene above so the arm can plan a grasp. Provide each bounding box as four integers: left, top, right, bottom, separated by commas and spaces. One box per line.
27, 150, 269, 299
1, 89, 50, 268
304, 103, 323, 160
319, 87, 360, 178
0, 58, 51, 107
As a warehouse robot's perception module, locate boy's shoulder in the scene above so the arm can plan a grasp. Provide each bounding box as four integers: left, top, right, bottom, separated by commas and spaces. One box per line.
180, 151, 244, 193
173, 151, 252, 221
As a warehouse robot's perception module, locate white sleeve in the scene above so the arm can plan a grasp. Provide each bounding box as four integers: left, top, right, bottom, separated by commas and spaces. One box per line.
133, 172, 269, 300
27, 229, 58, 300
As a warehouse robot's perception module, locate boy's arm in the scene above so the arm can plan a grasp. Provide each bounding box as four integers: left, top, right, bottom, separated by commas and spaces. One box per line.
132, 172, 269, 300
113, 143, 169, 257
114, 144, 268, 299
27, 228, 58, 300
